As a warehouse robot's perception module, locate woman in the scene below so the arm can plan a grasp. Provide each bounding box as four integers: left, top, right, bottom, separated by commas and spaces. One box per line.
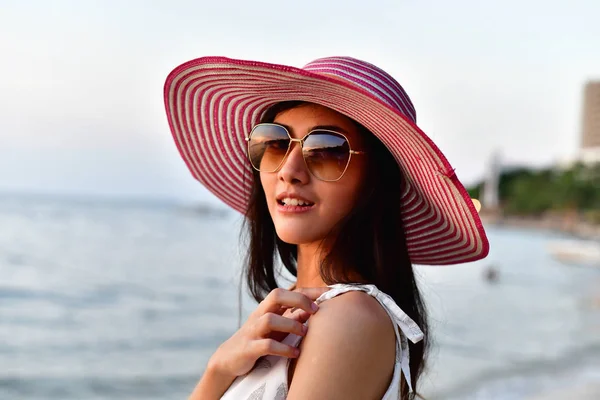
163, 56, 489, 399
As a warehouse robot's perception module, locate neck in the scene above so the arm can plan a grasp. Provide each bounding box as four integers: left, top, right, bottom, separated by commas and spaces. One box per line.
293, 241, 365, 289
295, 242, 328, 288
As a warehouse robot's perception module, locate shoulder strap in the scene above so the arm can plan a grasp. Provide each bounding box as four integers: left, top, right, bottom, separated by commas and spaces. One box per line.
315, 283, 424, 393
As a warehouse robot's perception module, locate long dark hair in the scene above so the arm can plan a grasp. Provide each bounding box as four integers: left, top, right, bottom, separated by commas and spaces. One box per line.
241, 101, 429, 399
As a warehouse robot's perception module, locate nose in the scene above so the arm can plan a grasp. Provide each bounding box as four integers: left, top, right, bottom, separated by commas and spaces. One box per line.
277, 140, 310, 184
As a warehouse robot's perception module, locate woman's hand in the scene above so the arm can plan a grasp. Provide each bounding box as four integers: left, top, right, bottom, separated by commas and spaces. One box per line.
208, 287, 330, 379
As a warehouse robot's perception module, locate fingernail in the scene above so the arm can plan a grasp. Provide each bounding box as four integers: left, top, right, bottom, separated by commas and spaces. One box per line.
294, 348, 300, 356
311, 302, 319, 312
301, 325, 308, 334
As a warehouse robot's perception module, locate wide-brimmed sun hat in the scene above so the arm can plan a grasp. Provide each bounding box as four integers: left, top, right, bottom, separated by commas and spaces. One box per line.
163, 56, 489, 265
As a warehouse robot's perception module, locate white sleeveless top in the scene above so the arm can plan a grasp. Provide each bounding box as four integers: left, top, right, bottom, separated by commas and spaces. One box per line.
220, 284, 424, 400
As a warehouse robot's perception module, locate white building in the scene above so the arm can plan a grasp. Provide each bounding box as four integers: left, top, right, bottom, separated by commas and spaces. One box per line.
580, 81, 600, 165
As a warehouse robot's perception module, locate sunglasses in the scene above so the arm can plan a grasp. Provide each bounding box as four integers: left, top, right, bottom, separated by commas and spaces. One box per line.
246, 123, 366, 182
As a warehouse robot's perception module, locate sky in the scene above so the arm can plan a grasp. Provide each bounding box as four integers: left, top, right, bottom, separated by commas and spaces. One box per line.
1, 0, 599, 204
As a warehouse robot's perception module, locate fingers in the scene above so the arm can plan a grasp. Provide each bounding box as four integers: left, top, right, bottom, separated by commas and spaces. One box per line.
293, 286, 331, 300
257, 288, 321, 316
285, 308, 311, 323
252, 339, 300, 359
269, 308, 311, 342
255, 312, 308, 337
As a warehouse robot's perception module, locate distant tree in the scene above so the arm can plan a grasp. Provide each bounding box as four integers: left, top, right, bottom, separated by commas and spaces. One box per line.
466, 162, 600, 218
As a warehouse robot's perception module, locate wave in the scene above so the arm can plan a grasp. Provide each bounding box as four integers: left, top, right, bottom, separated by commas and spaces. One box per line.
439, 343, 600, 399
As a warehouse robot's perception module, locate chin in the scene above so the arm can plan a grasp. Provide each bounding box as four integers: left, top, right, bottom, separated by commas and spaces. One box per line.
274, 226, 326, 245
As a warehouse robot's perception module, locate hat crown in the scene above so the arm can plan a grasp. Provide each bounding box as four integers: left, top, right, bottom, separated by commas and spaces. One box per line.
302, 57, 416, 123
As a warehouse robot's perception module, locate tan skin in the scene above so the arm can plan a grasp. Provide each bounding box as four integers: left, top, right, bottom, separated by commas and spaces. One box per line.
190, 104, 396, 400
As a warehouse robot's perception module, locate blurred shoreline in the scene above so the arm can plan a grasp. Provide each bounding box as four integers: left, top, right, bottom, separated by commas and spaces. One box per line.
480, 211, 600, 241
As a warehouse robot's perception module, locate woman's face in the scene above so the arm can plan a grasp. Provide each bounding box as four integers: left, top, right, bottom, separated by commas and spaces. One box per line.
260, 103, 368, 246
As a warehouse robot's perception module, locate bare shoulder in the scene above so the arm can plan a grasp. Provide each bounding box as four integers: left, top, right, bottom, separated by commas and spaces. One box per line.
311, 290, 394, 332
287, 290, 396, 400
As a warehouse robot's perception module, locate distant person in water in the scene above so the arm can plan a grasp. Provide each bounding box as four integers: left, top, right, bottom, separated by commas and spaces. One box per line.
162, 56, 490, 399
484, 264, 500, 283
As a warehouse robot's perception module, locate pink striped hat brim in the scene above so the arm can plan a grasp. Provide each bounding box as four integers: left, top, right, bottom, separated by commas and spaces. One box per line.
164, 56, 489, 265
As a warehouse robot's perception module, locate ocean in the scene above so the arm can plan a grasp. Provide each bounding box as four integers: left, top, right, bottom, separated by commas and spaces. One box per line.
1, 194, 599, 399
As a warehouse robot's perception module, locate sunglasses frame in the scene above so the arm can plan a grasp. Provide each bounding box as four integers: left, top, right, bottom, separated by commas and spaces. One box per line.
245, 123, 366, 182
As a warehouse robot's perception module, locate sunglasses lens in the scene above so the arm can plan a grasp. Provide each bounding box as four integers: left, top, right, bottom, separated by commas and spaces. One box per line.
303, 131, 351, 181
248, 124, 290, 172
